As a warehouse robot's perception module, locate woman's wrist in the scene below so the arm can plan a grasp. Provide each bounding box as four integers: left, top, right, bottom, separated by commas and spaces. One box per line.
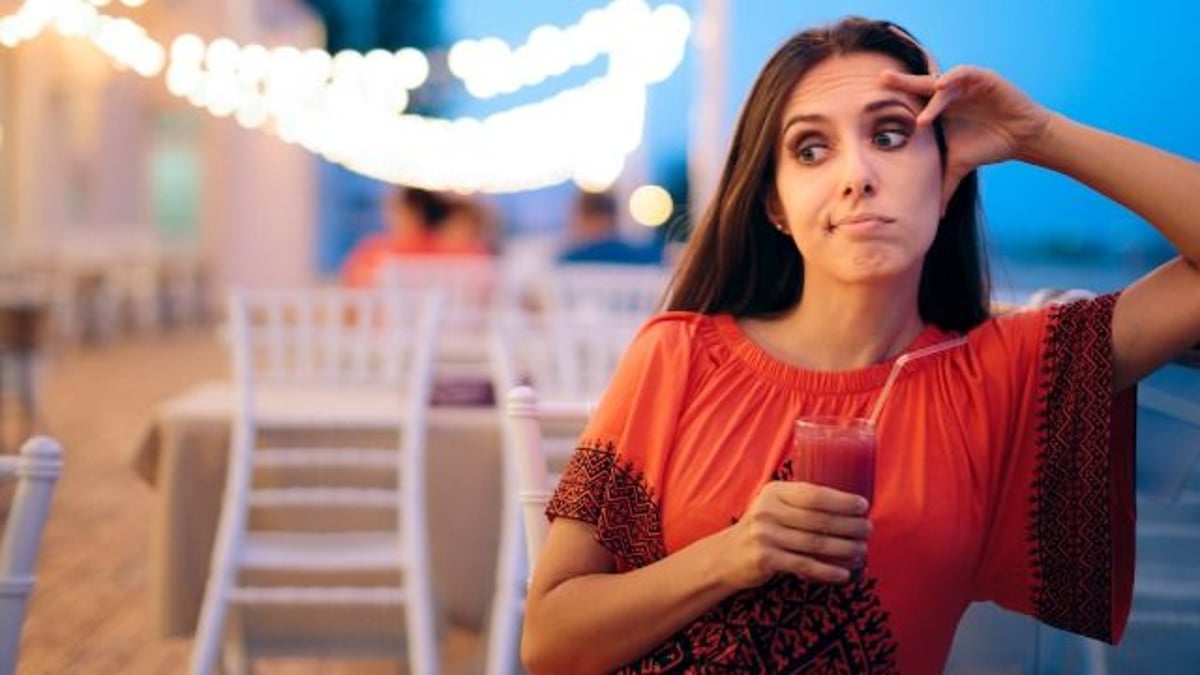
695, 526, 751, 596
1017, 110, 1068, 168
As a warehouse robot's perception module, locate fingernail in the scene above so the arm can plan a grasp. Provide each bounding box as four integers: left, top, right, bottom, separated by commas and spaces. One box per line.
857, 498, 870, 513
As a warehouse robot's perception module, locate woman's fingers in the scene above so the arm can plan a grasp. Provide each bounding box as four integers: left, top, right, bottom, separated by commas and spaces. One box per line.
772, 527, 868, 561
745, 482, 873, 584
917, 83, 962, 127
773, 550, 857, 584
775, 481, 869, 515
879, 69, 936, 95
883, 66, 987, 128
766, 504, 872, 540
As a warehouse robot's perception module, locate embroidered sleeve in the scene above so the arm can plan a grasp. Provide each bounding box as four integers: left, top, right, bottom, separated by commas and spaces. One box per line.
973, 293, 1136, 643
545, 315, 699, 570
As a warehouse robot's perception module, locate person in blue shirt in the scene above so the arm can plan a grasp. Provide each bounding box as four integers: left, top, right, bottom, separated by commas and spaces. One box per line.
558, 190, 662, 265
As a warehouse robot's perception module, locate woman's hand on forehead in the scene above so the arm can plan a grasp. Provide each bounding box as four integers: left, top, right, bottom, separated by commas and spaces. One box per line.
877, 65, 1052, 212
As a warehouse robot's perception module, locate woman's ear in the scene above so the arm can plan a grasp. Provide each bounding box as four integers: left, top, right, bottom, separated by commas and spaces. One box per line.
765, 190, 789, 234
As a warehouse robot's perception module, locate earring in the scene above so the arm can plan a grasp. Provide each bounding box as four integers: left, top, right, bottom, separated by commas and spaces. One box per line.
772, 221, 790, 235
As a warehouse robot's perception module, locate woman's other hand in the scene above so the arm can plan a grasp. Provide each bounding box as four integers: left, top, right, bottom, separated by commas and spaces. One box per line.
880, 67, 1053, 211
719, 481, 872, 588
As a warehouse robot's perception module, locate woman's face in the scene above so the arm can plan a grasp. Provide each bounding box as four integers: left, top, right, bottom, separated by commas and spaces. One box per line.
771, 52, 943, 288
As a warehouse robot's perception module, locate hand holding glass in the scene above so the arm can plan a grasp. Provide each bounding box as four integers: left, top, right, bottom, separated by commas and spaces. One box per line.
792, 416, 876, 571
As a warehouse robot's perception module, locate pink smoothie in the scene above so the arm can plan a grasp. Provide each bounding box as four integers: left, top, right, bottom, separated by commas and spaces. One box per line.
793, 418, 876, 501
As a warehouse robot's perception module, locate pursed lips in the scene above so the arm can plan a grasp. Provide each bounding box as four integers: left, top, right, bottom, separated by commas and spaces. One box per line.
826, 213, 895, 234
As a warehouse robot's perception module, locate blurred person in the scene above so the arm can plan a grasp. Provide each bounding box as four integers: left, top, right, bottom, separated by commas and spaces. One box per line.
558, 190, 662, 266
437, 196, 498, 256
341, 186, 452, 286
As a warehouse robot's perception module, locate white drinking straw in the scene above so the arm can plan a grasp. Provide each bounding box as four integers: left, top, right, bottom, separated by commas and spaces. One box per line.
867, 336, 969, 426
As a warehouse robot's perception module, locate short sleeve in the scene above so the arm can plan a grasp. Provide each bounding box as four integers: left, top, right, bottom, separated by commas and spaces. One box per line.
972, 293, 1136, 643
545, 313, 701, 571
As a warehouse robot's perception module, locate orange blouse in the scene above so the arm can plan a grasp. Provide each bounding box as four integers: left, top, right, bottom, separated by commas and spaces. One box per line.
547, 294, 1135, 674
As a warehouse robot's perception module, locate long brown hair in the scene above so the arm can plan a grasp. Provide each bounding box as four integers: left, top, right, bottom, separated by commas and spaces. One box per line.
667, 17, 990, 333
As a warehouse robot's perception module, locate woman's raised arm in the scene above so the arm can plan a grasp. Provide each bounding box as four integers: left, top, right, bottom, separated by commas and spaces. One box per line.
1020, 114, 1200, 390
884, 66, 1200, 390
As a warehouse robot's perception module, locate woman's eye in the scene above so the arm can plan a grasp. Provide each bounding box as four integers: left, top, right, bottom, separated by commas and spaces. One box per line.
796, 142, 829, 164
873, 129, 909, 149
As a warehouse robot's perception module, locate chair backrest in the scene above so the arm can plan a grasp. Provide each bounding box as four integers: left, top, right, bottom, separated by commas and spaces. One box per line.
503, 386, 593, 566
491, 313, 643, 403
378, 256, 502, 329
227, 287, 431, 388
490, 309, 641, 563
0, 436, 62, 675
548, 263, 670, 321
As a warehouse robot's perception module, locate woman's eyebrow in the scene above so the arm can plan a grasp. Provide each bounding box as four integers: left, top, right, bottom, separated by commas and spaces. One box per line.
782, 98, 919, 135
864, 98, 918, 116
781, 112, 828, 136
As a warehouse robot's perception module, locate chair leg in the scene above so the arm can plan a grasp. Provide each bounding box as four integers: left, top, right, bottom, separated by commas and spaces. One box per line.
484, 489, 526, 675
405, 580, 440, 675
190, 577, 230, 675
404, 537, 441, 675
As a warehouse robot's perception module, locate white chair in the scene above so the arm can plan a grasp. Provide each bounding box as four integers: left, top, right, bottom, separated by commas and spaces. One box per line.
483, 385, 593, 675
190, 288, 443, 674
0, 436, 63, 675
378, 256, 505, 365
503, 386, 594, 569
547, 263, 670, 322
483, 314, 638, 675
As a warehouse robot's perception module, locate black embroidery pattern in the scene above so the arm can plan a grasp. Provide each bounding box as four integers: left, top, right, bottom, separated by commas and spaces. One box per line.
616, 574, 898, 674
546, 439, 666, 569
1029, 294, 1117, 641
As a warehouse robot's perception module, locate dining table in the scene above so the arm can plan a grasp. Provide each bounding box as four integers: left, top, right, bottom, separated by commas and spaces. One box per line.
130, 379, 503, 640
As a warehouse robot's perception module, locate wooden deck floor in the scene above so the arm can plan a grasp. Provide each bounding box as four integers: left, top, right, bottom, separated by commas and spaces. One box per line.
8, 330, 483, 674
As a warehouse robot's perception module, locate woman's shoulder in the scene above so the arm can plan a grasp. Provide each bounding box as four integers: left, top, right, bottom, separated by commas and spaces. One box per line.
637, 311, 729, 342
629, 311, 731, 363
964, 304, 1049, 353
640, 309, 710, 331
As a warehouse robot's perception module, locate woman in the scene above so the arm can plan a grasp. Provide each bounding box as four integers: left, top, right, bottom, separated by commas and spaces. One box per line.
522, 17, 1200, 674
341, 187, 452, 287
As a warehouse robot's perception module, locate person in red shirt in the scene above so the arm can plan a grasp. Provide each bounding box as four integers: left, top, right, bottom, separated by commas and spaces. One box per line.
341, 187, 452, 287
522, 17, 1200, 674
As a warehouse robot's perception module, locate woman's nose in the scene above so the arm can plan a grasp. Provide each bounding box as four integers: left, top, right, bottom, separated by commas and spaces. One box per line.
840, 145, 878, 198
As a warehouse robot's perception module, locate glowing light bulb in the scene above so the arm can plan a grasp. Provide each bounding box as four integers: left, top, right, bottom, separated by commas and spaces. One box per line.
629, 185, 673, 226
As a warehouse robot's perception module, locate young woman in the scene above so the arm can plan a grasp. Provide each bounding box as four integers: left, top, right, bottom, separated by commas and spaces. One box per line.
522, 17, 1200, 673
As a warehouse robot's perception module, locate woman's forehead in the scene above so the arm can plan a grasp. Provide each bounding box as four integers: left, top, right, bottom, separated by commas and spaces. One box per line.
783, 52, 919, 117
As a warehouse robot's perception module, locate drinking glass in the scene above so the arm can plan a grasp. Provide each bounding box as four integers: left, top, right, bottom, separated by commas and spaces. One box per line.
793, 416, 876, 502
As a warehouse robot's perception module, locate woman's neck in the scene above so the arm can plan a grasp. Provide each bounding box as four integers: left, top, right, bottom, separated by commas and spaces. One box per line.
743, 277, 926, 371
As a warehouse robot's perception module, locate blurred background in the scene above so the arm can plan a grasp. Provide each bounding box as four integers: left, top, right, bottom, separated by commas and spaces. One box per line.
0, 1, 1197, 674
2, 0, 1196, 294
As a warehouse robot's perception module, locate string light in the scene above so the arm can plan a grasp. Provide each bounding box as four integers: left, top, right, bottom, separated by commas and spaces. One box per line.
629, 184, 673, 227
0, 0, 691, 194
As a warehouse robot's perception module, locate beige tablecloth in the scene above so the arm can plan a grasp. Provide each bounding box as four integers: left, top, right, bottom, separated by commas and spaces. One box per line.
131, 380, 502, 639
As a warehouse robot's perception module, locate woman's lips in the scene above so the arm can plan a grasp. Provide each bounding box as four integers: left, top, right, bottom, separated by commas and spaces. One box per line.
827, 215, 894, 234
